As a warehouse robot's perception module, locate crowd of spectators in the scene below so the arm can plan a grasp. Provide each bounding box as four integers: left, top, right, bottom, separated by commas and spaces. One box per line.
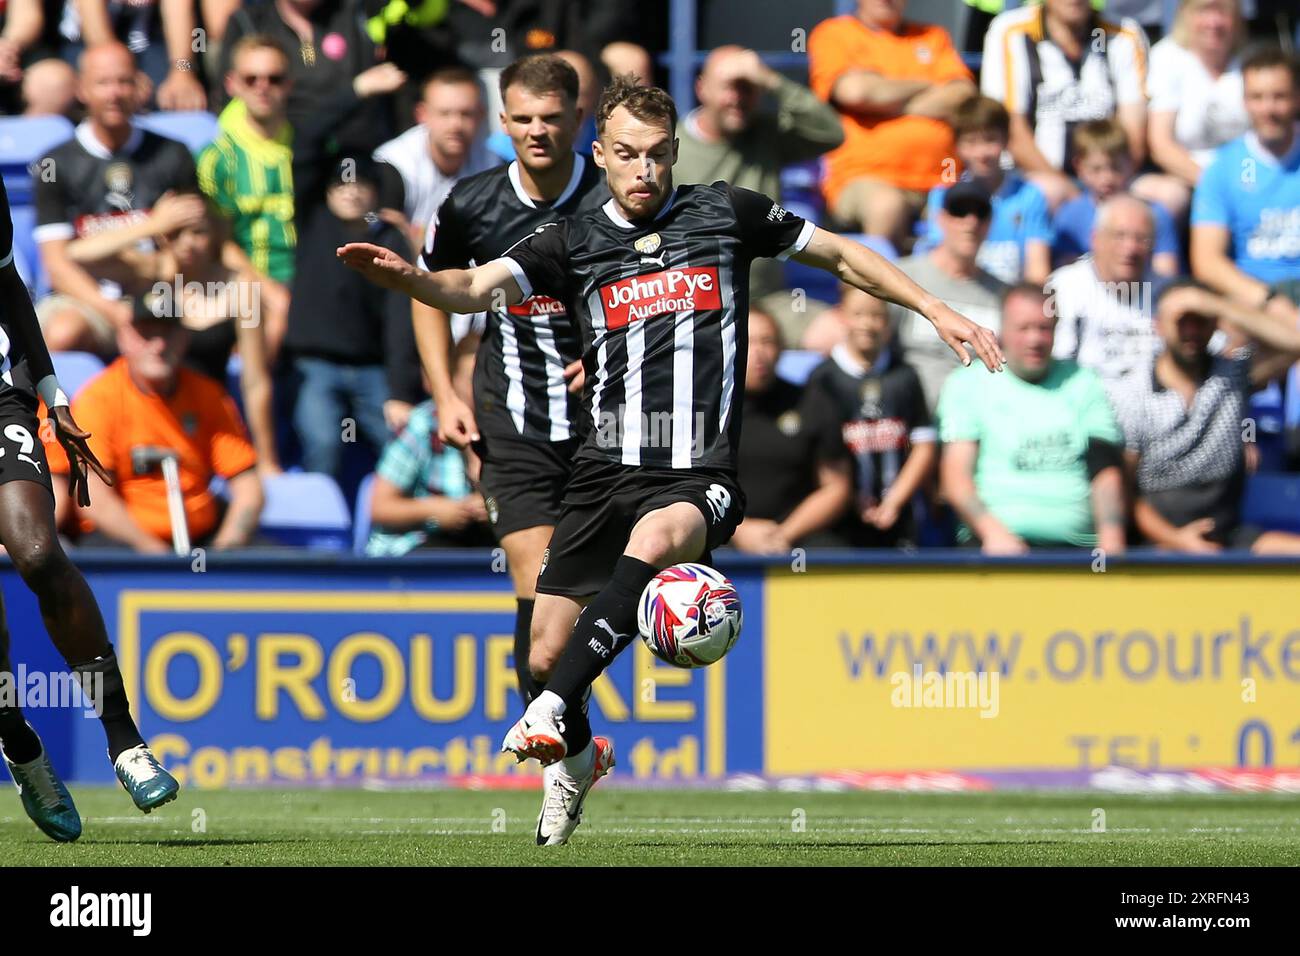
0, 0, 1296, 557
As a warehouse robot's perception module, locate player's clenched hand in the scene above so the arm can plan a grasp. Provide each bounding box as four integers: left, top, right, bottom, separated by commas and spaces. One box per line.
51, 406, 112, 507
336, 243, 414, 291
563, 358, 585, 394
930, 302, 1004, 372
436, 391, 480, 448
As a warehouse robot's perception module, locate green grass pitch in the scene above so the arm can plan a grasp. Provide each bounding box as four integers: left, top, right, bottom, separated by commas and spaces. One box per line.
3, 787, 1298, 865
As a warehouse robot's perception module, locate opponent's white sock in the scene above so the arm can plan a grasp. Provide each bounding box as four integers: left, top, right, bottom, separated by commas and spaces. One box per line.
529, 690, 567, 719
561, 739, 595, 778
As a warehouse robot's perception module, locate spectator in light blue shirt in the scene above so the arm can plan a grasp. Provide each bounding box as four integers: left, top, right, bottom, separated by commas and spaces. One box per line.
1190, 46, 1300, 460
1191, 48, 1300, 294
366, 395, 490, 556
1051, 118, 1181, 276
919, 96, 1052, 285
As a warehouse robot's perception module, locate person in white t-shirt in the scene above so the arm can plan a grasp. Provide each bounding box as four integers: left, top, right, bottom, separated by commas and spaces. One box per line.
1047, 195, 1165, 385
1135, 0, 1250, 220
374, 66, 502, 250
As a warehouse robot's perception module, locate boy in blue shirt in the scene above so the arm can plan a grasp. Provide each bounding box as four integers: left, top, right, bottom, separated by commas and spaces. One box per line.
919, 96, 1052, 285
1052, 118, 1181, 276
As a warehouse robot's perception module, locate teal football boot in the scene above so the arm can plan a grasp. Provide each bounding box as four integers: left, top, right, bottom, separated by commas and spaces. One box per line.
113, 745, 180, 813
3, 739, 82, 842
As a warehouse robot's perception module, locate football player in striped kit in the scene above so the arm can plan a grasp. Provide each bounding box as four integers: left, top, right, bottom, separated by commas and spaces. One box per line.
340, 76, 1003, 844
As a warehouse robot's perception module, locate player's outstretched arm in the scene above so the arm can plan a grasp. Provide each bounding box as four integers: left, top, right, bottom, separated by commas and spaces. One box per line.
0, 256, 112, 504
793, 228, 1005, 371
337, 242, 525, 314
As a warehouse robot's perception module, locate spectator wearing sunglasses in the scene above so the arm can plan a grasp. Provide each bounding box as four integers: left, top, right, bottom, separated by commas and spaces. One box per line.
887, 181, 1008, 413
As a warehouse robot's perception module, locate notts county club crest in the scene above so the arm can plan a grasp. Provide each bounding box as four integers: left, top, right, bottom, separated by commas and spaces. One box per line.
859, 379, 884, 419
104, 162, 134, 211
634, 233, 662, 255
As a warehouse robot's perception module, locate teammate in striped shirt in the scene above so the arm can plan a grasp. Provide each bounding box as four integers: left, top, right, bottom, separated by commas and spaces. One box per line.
412, 54, 606, 723
339, 76, 1003, 845
0, 179, 179, 842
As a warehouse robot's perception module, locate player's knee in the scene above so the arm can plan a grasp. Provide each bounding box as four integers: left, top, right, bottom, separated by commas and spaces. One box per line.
528, 644, 558, 683
10, 532, 69, 587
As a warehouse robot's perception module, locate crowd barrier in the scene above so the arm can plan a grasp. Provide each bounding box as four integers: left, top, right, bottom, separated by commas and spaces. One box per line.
4, 551, 1296, 789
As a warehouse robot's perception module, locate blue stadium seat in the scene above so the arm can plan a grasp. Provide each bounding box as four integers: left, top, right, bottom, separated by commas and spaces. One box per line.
1241, 473, 1300, 534
51, 351, 106, 397
258, 472, 352, 550
0, 115, 75, 204
0, 116, 75, 295
353, 472, 377, 554
776, 349, 824, 385
134, 111, 220, 154
10, 203, 45, 295
1248, 382, 1286, 473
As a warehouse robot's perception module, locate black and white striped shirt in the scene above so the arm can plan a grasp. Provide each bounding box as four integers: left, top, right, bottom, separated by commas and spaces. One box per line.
420, 154, 606, 442
981, 6, 1149, 169
499, 183, 814, 472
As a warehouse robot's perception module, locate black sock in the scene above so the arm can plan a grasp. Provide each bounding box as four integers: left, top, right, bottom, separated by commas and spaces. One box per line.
72, 649, 145, 761
513, 598, 544, 706
0, 703, 41, 764
545, 556, 657, 702
561, 693, 592, 755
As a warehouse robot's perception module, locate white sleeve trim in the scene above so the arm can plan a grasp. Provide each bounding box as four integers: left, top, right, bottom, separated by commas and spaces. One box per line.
0, 249, 11, 269
36, 375, 69, 408
910, 426, 938, 445
775, 219, 817, 262
493, 256, 532, 299
34, 222, 75, 244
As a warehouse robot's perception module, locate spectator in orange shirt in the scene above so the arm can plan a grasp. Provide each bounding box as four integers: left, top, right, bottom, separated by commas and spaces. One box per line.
45, 296, 264, 552
809, 0, 975, 249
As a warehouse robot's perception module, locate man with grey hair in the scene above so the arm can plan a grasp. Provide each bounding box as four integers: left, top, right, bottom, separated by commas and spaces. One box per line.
1046, 194, 1169, 385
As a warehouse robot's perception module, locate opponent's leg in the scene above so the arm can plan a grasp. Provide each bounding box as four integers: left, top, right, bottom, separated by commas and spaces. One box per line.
0, 480, 178, 812
0, 590, 81, 841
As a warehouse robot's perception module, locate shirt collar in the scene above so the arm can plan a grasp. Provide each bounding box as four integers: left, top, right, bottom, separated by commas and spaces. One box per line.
831, 343, 891, 376
1244, 123, 1300, 168
76, 119, 143, 159
601, 188, 678, 230
507, 153, 586, 209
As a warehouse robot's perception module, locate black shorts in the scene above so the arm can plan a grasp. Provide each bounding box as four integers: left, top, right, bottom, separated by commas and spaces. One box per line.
474, 432, 580, 539
0, 391, 53, 501
536, 457, 745, 598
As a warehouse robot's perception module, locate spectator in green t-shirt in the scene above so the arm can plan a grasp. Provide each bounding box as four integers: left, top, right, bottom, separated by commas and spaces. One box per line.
938, 282, 1127, 554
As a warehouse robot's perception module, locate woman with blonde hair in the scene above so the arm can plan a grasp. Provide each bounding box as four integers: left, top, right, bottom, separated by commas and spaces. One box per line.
1135, 0, 1250, 216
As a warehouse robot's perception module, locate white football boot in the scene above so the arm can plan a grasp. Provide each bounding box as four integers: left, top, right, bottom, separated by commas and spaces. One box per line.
501, 705, 568, 766
535, 736, 615, 846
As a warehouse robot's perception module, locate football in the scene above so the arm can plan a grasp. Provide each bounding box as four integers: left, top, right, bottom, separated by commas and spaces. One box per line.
636, 563, 743, 668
